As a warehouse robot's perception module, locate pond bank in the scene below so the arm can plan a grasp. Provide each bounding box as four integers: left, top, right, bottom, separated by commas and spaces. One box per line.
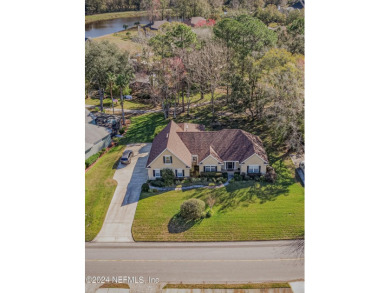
85, 10, 148, 24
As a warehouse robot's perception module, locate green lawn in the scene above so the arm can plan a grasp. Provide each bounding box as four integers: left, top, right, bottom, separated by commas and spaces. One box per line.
85, 145, 125, 241
133, 159, 304, 241
85, 112, 168, 241
85, 97, 152, 110
122, 112, 169, 144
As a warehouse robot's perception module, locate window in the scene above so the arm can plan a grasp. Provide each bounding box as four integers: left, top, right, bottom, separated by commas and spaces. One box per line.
248, 165, 260, 174
204, 166, 217, 172
176, 169, 184, 177
154, 169, 161, 178
163, 155, 172, 164
192, 155, 198, 164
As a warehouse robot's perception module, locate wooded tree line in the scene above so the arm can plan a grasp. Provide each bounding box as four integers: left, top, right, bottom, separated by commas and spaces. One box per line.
85, 0, 301, 16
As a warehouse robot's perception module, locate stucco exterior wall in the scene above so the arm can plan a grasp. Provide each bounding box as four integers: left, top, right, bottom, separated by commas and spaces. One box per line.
199, 156, 222, 172
148, 149, 190, 180
240, 154, 267, 175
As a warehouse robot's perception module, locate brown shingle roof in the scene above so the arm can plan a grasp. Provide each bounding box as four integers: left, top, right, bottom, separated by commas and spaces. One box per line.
176, 123, 205, 132
146, 121, 268, 167
146, 121, 192, 167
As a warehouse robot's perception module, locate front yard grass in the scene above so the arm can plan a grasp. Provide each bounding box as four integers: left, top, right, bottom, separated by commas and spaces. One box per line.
85, 145, 125, 241
132, 159, 304, 241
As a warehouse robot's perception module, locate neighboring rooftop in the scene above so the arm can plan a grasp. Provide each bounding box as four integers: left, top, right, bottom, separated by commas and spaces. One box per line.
85, 122, 111, 151
184, 16, 206, 27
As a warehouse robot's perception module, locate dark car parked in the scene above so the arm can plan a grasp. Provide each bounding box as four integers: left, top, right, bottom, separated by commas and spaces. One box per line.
120, 150, 134, 164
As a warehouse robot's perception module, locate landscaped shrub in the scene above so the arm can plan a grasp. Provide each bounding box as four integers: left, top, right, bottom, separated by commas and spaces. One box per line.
141, 183, 150, 192
161, 168, 175, 186
85, 152, 101, 169
180, 198, 205, 220
265, 166, 277, 183
222, 172, 228, 179
200, 172, 223, 178
152, 188, 158, 193
119, 128, 125, 135
209, 183, 215, 186
150, 180, 165, 187
206, 209, 213, 218
233, 174, 242, 181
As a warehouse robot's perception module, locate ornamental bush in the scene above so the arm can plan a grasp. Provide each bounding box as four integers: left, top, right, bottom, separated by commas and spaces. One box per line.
161, 168, 175, 186
180, 199, 205, 220
141, 183, 150, 192
150, 180, 164, 187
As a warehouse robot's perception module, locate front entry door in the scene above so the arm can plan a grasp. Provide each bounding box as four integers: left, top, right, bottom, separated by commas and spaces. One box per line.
226, 162, 234, 170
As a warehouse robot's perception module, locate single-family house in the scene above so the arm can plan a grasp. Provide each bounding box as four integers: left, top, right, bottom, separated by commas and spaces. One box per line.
184, 17, 206, 27
146, 121, 269, 180
85, 109, 111, 159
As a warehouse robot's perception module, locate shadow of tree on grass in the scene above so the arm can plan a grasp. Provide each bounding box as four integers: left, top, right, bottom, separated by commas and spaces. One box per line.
168, 214, 202, 234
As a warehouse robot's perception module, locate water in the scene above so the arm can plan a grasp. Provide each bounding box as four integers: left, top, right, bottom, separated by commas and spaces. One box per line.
85, 16, 151, 38
85, 16, 180, 39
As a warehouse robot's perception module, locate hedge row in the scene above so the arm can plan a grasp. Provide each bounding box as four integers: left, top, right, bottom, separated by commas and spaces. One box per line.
85, 148, 106, 169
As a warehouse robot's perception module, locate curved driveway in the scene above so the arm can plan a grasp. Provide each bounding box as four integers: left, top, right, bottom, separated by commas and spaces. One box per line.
93, 143, 151, 243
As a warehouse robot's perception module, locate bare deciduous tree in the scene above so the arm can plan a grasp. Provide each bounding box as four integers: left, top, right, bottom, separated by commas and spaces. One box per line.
185, 41, 227, 118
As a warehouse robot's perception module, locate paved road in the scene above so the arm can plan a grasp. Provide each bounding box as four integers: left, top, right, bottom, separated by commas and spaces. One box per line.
93, 143, 152, 243
86, 241, 304, 283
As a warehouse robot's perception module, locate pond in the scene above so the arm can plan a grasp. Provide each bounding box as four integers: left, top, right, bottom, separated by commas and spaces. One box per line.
85, 16, 180, 38
85, 16, 151, 38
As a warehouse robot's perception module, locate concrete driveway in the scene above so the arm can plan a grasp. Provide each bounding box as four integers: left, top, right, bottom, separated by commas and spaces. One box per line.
93, 143, 151, 243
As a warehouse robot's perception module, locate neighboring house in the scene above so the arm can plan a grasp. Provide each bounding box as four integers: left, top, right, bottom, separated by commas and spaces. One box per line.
150, 20, 168, 30
146, 121, 269, 180
184, 17, 206, 27
85, 109, 111, 159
